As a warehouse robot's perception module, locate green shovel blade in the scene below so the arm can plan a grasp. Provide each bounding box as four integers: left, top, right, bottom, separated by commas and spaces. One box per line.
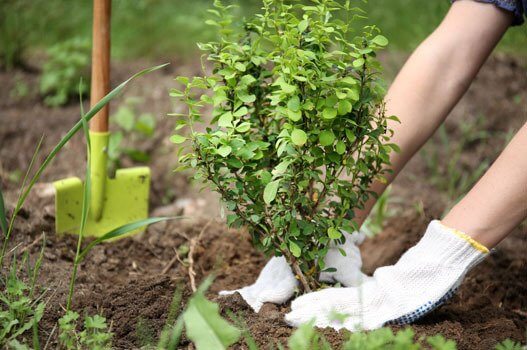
54, 167, 150, 237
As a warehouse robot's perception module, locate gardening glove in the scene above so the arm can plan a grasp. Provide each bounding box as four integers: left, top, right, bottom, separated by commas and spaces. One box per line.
219, 256, 297, 312
319, 229, 368, 287
219, 230, 366, 312
285, 220, 489, 331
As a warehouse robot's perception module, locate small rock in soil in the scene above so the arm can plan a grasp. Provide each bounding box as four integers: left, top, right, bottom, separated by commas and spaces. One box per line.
259, 303, 280, 320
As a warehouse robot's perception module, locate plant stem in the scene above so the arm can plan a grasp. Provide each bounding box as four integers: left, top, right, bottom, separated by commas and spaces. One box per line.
290, 259, 312, 293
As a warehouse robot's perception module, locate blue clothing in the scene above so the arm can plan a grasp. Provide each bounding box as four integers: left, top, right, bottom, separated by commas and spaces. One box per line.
452, 0, 526, 25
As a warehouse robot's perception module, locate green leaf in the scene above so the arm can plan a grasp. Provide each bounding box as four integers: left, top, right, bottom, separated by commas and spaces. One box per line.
319, 130, 335, 146
233, 107, 248, 117
322, 108, 337, 120
338, 100, 352, 115
291, 129, 308, 146
325, 95, 338, 107
345, 129, 356, 143
263, 180, 280, 204
328, 227, 342, 239
218, 112, 233, 127
288, 321, 315, 350
240, 75, 256, 85
235, 122, 251, 133
386, 143, 401, 152
298, 19, 308, 33
183, 293, 240, 350
289, 241, 301, 258
170, 134, 187, 144
234, 62, 246, 72
238, 92, 256, 103
372, 35, 389, 47
287, 109, 302, 121
287, 96, 301, 112
217, 145, 232, 157
353, 58, 365, 68
113, 106, 135, 131
335, 141, 346, 155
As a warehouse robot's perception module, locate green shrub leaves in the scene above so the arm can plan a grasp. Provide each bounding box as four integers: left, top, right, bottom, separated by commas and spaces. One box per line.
172, 0, 395, 290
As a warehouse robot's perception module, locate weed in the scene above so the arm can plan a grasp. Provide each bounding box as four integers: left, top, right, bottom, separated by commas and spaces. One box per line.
40, 37, 91, 107
58, 311, 113, 350
420, 118, 491, 203
108, 97, 157, 173
363, 186, 394, 236
494, 339, 525, 350
9, 76, 30, 101
0, 245, 46, 347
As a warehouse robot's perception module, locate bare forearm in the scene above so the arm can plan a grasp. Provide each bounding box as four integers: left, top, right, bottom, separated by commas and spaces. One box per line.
354, 1, 512, 227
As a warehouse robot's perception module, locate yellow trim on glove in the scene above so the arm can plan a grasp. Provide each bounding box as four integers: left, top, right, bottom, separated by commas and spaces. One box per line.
439, 222, 489, 254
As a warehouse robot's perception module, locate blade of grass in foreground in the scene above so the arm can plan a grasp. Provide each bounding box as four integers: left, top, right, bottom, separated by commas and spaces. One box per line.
0, 185, 8, 235
66, 86, 93, 311
1, 137, 44, 263
76, 217, 177, 263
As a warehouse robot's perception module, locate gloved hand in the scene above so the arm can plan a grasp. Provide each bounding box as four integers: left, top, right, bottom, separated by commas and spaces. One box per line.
284, 220, 489, 330
219, 230, 367, 312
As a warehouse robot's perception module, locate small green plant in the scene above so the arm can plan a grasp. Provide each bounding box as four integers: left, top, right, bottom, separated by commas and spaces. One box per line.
10, 75, 30, 101
344, 327, 456, 350
494, 339, 525, 350
172, 0, 396, 291
0, 247, 45, 348
287, 321, 332, 350
58, 311, 113, 350
39, 37, 91, 107
108, 97, 157, 173
363, 186, 393, 236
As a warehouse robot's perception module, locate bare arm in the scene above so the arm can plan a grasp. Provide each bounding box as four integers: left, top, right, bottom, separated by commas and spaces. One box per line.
354, 0, 513, 227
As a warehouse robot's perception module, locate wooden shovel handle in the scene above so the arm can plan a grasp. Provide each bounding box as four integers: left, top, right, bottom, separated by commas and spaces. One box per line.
90, 0, 111, 133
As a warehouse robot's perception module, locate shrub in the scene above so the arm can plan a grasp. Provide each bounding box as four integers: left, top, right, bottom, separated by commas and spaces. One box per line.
39, 37, 91, 107
172, 0, 396, 291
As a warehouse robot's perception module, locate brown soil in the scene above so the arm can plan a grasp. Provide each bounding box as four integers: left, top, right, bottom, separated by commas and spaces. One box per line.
0, 54, 526, 349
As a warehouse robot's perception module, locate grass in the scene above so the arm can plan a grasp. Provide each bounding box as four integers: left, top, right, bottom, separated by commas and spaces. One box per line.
3, 0, 525, 68
419, 115, 514, 212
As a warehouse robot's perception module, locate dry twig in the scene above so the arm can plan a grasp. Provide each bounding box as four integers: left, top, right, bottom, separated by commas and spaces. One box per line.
188, 219, 213, 292
161, 219, 213, 292
161, 247, 185, 275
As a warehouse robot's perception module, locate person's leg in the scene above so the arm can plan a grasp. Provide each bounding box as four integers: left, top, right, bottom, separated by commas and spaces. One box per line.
442, 122, 527, 248
354, 0, 514, 227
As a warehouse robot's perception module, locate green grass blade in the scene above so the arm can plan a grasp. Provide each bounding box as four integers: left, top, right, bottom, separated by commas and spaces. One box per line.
1, 137, 44, 264
66, 89, 92, 310
78, 81, 91, 243
76, 217, 177, 263
0, 185, 8, 235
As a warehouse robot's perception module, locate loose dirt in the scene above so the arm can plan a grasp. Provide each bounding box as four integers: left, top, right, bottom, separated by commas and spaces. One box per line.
0, 54, 525, 349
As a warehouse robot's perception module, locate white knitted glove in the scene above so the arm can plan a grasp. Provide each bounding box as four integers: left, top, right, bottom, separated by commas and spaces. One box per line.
285, 220, 489, 330
219, 230, 366, 312
319, 229, 368, 286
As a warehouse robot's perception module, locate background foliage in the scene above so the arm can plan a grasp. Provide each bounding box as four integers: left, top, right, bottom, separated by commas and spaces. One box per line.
1, 0, 525, 71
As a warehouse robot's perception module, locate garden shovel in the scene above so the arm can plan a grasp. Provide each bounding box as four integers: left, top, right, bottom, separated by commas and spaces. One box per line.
53, 0, 150, 237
